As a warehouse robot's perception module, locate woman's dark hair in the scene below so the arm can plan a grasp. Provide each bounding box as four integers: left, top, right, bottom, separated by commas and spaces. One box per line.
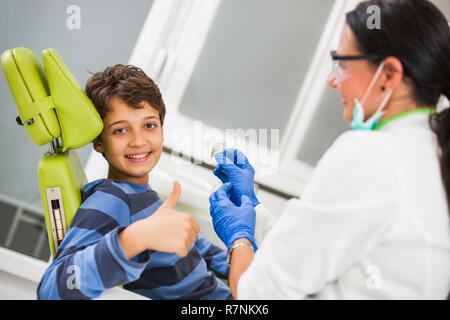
85, 64, 166, 126
346, 0, 450, 211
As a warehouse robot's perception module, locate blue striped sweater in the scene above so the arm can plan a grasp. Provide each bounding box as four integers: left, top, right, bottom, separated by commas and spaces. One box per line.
37, 179, 232, 300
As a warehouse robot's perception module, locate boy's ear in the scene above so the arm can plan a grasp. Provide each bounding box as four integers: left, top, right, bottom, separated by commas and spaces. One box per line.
93, 136, 104, 154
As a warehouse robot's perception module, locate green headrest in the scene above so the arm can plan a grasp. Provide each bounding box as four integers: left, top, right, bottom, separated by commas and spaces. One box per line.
1, 47, 103, 151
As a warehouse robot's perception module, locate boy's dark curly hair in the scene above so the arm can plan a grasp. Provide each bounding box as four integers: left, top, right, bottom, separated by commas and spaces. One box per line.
85, 64, 166, 126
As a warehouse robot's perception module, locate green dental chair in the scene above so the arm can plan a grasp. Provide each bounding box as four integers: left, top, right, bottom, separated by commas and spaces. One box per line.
1, 47, 103, 258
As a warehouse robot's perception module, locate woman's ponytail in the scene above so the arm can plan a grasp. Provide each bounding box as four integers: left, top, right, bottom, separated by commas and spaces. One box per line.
430, 91, 450, 210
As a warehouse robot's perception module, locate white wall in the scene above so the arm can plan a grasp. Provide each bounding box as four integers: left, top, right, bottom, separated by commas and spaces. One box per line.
0, 0, 153, 209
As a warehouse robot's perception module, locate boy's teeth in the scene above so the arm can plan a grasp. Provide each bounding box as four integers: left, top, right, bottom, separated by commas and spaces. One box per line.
126, 152, 149, 159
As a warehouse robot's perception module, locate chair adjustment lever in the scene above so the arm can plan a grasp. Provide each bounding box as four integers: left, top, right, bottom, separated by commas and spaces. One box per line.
45, 187, 67, 252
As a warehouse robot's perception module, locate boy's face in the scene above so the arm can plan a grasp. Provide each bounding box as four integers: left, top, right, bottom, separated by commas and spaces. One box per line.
93, 96, 164, 185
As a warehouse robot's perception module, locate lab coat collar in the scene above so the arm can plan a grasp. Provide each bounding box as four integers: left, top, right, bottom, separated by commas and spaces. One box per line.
374, 108, 436, 132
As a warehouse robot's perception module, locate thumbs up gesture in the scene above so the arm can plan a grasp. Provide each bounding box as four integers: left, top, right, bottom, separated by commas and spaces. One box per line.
118, 181, 200, 259
143, 181, 200, 256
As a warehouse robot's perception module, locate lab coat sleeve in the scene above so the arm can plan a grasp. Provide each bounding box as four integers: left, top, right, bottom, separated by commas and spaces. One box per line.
237, 131, 402, 299
254, 204, 278, 247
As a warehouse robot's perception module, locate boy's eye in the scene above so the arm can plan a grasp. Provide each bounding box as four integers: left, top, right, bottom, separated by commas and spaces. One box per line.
113, 128, 127, 134
145, 123, 157, 129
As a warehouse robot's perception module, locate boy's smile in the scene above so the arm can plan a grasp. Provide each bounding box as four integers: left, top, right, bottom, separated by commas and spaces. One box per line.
93, 96, 164, 185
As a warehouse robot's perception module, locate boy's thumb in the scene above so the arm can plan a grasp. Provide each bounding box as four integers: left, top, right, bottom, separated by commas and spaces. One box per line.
161, 180, 181, 210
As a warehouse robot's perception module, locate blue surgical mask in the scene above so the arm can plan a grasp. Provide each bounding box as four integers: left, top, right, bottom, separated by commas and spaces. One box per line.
350, 61, 393, 130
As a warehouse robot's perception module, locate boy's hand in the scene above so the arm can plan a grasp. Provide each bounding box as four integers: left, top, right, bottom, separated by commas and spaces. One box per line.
141, 180, 200, 257
119, 181, 200, 260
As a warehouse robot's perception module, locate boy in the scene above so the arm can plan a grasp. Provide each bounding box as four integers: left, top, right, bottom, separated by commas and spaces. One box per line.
37, 65, 232, 300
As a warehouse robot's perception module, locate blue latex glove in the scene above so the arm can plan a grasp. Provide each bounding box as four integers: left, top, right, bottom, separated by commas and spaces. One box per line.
213, 149, 260, 207
209, 182, 257, 250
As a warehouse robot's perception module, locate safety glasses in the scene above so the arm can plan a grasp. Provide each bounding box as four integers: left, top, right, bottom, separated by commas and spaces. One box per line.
330, 50, 384, 83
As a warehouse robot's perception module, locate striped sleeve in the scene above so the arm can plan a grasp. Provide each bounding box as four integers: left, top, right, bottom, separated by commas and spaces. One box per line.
194, 237, 229, 278
37, 183, 151, 300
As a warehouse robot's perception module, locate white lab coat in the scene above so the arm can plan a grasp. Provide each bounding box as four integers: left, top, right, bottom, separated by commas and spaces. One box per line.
238, 112, 450, 299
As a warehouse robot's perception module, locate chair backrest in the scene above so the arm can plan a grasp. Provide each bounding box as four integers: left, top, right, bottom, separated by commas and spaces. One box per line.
1, 47, 103, 257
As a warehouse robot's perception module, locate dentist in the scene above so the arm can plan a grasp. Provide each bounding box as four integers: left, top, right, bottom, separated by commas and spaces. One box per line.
209, 0, 450, 299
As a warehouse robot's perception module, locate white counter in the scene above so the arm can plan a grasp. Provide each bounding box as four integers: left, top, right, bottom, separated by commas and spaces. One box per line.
0, 246, 148, 300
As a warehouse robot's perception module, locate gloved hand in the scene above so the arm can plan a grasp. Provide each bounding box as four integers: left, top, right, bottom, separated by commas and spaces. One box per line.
213, 149, 260, 207
209, 182, 257, 250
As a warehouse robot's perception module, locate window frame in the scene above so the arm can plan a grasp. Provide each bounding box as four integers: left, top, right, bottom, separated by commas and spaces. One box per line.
126, 0, 360, 196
